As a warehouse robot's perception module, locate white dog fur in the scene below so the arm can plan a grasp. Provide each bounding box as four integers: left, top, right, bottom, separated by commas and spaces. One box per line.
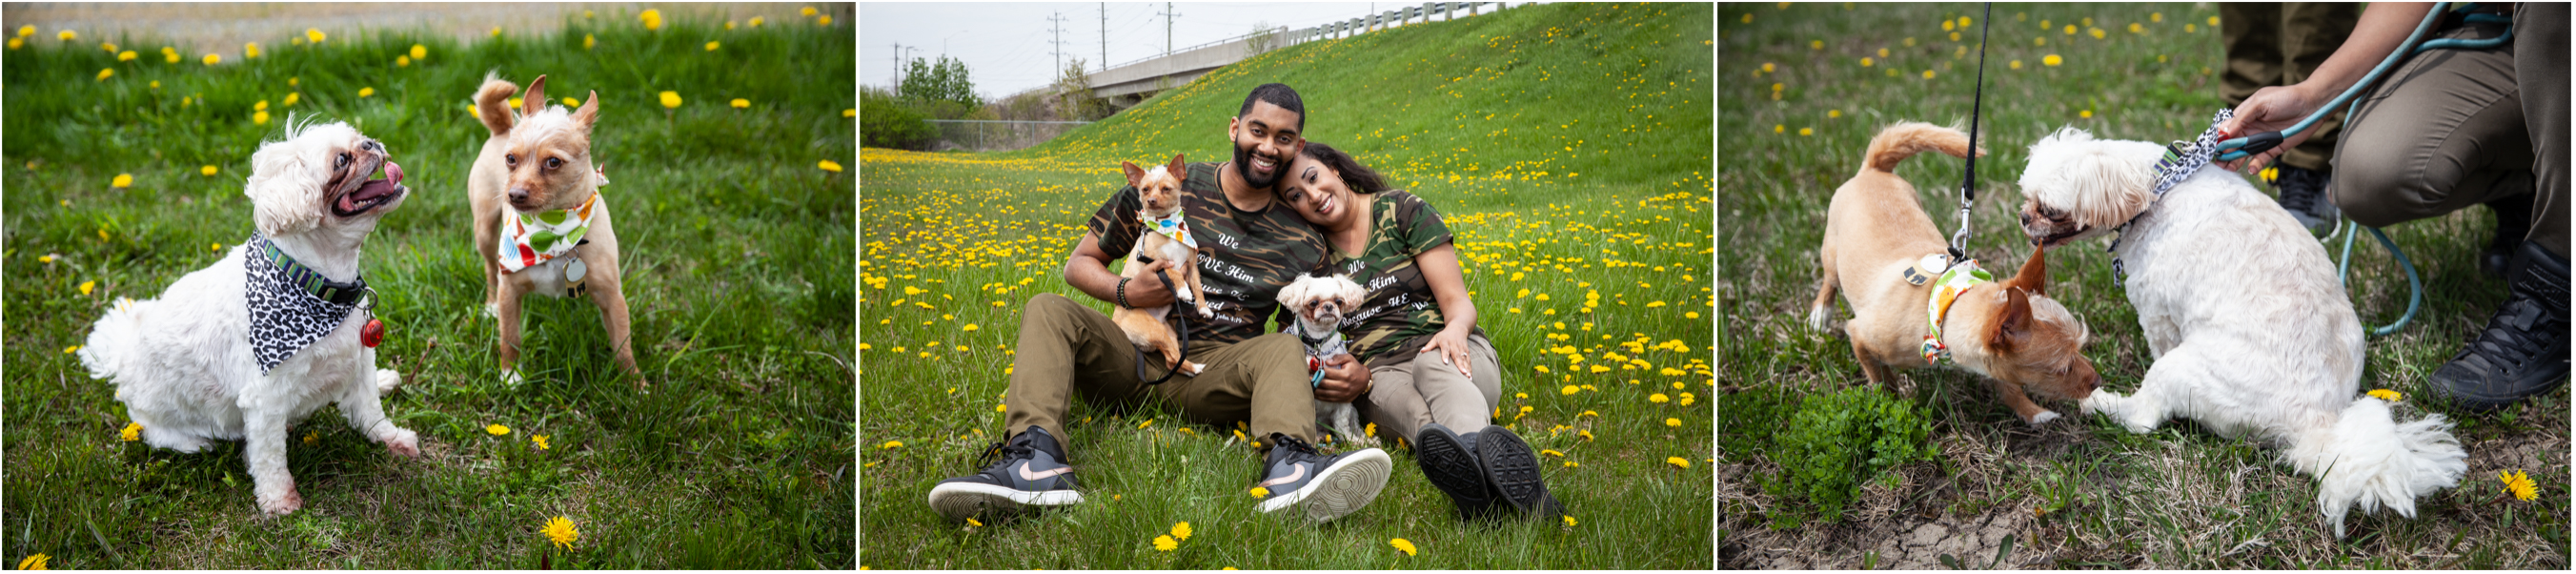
80, 119, 420, 516
2015, 127, 2466, 537
1277, 274, 1376, 447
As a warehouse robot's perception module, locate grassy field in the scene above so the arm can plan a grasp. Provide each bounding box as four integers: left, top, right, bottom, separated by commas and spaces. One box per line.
1717, 2, 2568, 568
3, 7, 854, 569
860, 3, 1711, 568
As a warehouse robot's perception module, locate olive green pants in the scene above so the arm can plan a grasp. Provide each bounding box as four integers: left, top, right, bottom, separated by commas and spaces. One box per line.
1001, 293, 1316, 459
2223, 2, 2361, 173
2330, 8, 2568, 257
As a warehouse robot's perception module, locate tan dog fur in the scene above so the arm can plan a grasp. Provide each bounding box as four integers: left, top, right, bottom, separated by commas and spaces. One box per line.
1114, 154, 1212, 376
468, 74, 641, 383
1809, 122, 2099, 425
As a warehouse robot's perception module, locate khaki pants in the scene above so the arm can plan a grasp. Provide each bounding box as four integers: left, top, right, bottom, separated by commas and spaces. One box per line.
1000, 293, 1315, 459
1356, 334, 1502, 444
2330, 7, 2569, 257
2223, 2, 2361, 173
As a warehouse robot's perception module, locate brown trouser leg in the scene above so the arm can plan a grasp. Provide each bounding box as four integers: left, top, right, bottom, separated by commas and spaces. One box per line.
2517, 3, 2570, 258
2223, 3, 2361, 173
1001, 293, 1317, 460
1357, 335, 1503, 443
2330, 18, 2565, 257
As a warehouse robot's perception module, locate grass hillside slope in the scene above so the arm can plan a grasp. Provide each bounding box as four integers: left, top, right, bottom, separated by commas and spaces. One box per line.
861, 2, 1712, 569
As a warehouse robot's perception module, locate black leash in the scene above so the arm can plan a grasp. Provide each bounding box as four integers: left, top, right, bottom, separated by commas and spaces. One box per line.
1130, 254, 1191, 385
1947, 2, 1994, 261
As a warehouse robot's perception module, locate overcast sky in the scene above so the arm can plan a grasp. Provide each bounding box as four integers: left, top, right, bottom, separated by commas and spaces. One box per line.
861, 2, 1540, 98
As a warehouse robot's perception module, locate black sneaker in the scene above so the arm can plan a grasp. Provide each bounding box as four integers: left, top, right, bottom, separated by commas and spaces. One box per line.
2272, 165, 2339, 236
1252, 432, 1391, 523
2482, 193, 2533, 277
2428, 240, 2571, 413
926, 426, 1085, 522
1472, 425, 1565, 519
1412, 423, 1501, 521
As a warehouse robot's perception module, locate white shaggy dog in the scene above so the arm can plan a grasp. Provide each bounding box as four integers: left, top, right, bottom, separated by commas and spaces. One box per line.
1277, 274, 1374, 446
2015, 127, 2466, 537
80, 119, 420, 516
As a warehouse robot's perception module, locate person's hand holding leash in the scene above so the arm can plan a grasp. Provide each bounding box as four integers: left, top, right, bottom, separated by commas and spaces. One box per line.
1119, 259, 1179, 308
2219, 84, 2327, 174
1314, 354, 1371, 402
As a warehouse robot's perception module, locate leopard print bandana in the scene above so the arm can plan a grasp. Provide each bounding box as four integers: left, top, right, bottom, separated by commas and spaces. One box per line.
2111, 108, 2235, 280
245, 233, 360, 374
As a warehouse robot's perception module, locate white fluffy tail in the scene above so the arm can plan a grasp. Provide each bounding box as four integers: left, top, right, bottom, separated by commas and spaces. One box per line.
79, 297, 152, 382
2284, 397, 2467, 538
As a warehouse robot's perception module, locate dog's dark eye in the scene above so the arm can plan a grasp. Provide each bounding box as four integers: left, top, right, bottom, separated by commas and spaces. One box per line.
545, 157, 562, 170
336, 153, 351, 169
505, 154, 517, 167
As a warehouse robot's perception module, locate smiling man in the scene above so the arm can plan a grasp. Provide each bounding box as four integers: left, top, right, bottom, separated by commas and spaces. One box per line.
928, 83, 1393, 524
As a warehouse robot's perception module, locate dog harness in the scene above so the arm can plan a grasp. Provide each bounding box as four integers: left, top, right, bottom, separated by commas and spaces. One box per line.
1286, 321, 1349, 387
1139, 210, 1198, 249
2108, 108, 2236, 279
1921, 258, 1993, 364
244, 232, 366, 374
498, 192, 600, 275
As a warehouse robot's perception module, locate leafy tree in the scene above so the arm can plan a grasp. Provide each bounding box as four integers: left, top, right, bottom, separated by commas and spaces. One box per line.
1048, 58, 1113, 122
900, 55, 981, 119
861, 86, 936, 150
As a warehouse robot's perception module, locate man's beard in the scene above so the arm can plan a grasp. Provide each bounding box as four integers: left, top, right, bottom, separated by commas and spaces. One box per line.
1233, 140, 1280, 190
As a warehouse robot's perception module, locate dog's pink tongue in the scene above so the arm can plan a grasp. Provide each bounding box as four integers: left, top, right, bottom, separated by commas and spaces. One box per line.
383, 160, 404, 186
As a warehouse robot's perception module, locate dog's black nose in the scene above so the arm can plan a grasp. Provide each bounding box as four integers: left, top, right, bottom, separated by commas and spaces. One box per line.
508, 188, 530, 203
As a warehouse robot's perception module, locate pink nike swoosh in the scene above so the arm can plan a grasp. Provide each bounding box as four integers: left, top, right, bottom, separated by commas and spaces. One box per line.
1255, 462, 1309, 489
1019, 464, 1073, 482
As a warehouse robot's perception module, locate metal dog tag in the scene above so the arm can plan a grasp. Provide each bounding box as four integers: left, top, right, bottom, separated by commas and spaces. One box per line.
1903, 254, 1953, 286
565, 258, 588, 292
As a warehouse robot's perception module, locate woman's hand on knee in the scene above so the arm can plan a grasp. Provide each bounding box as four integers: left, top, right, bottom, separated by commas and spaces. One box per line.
1419, 328, 1474, 378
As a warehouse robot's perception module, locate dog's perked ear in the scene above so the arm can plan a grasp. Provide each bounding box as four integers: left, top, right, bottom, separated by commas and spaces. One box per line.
572, 91, 600, 133
1985, 286, 2035, 353
1997, 243, 2049, 297
520, 74, 549, 118
246, 136, 325, 236
1122, 161, 1146, 189
1165, 154, 1187, 179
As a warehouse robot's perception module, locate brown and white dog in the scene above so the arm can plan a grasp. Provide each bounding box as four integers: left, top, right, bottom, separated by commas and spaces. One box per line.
469, 74, 639, 384
1278, 273, 1373, 446
1114, 154, 1211, 377
1808, 122, 2099, 425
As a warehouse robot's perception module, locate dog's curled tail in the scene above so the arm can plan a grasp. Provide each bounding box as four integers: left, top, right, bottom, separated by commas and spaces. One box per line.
1862, 122, 1985, 174
2286, 397, 2468, 538
78, 297, 147, 383
474, 73, 519, 136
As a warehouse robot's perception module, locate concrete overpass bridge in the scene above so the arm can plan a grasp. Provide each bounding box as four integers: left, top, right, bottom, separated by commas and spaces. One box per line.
1082, 2, 1523, 109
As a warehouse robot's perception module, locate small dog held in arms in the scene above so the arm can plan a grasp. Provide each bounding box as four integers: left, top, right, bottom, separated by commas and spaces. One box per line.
2015, 126, 2465, 537
469, 73, 641, 384
1809, 122, 2102, 426
1112, 154, 1213, 377
80, 119, 420, 516
1278, 273, 1374, 446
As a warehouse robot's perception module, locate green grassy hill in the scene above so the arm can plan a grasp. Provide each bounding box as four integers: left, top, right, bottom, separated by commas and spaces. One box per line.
860, 2, 1712, 569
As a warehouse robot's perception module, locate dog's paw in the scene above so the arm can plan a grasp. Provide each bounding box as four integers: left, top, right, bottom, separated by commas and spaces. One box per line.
481, 302, 498, 318
381, 427, 421, 458
1181, 361, 1207, 377
1197, 305, 1215, 318
499, 368, 524, 386
256, 483, 303, 516
375, 369, 404, 394
1175, 289, 1196, 302
2028, 410, 2060, 427
1805, 306, 1832, 331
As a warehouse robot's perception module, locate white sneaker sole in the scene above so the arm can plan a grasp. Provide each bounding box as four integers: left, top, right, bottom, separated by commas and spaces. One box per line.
927, 482, 1084, 522
1257, 448, 1392, 523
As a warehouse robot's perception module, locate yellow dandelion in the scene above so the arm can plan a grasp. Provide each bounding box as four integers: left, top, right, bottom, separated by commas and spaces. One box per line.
1667, 457, 1691, 469
1921, 70, 1936, 79
751, 16, 765, 27
7, 38, 21, 50
1249, 486, 1269, 498
1799, 127, 1814, 136
116, 50, 134, 61
2062, 24, 2076, 34
2080, 110, 2093, 118
486, 423, 510, 436
819, 15, 832, 26
1389, 538, 1417, 557
411, 44, 427, 59
1559, 384, 1580, 396
731, 98, 750, 109
16, 553, 49, 570
2366, 389, 2402, 401
821, 160, 844, 173
1563, 515, 1577, 527
244, 42, 261, 58
359, 87, 377, 98
659, 91, 681, 109
844, 109, 857, 117
202, 53, 220, 66
2010, 60, 2022, 70
802, 6, 820, 16
1666, 418, 1682, 427
95, 68, 112, 81
1152, 535, 1177, 551
584, 34, 597, 50
540, 516, 578, 550
282, 92, 298, 107
254, 111, 271, 125
533, 435, 551, 450
2043, 54, 2062, 67
57, 30, 74, 41
994, 403, 1006, 412
1170, 522, 1192, 542
640, 9, 664, 30
1650, 393, 1670, 403
1828, 109, 1841, 118
396, 55, 411, 67
2503, 470, 2538, 502
2207, 15, 2220, 27
305, 28, 325, 43
121, 421, 141, 441
965, 518, 984, 527
14, 26, 30, 37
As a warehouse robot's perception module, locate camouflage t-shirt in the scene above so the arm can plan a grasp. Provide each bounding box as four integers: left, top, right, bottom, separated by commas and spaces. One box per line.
1087, 162, 1327, 345
1323, 191, 1486, 369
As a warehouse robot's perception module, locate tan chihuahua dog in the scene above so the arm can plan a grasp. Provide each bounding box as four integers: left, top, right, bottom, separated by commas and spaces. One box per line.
1809, 122, 2099, 425
469, 74, 640, 384
1115, 154, 1212, 377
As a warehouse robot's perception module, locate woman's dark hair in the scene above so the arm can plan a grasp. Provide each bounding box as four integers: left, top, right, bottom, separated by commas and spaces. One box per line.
1295, 141, 1394, 195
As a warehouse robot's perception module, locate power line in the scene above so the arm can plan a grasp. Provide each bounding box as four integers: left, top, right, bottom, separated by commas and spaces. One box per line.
1157, 2, 1180, 57
1047, 11, 1070, 75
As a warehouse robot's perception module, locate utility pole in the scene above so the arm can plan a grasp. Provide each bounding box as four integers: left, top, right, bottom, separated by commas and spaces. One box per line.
889, 43, 911, 88
1100, 3, 1108, 72
1159, 2, 1180, 57
1047, 11, 1069, 74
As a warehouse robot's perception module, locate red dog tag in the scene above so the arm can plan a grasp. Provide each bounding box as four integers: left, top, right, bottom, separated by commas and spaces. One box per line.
361, 318, 384, 348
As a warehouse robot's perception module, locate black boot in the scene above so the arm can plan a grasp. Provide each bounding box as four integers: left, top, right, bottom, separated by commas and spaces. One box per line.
1412, 423, 1500, 521
2428, 241, 2571, 412
2272, 165, 2340, 236
2481, 194, 2533, 278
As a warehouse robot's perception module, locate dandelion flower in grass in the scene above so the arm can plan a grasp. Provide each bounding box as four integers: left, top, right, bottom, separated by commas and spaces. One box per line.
203, 53, 220, 66
2079, 110, 2093, 119
15, 25, 30, 37
1170, 522, 1192, 542
244, 42, 262, 58
639, 9, 664, 31
820, 14, 833, 25
540, 516, 578, 550
1921, 70, 1936, 79
705, 41, 720, 51
2043, 54, 2062, 67
57, 30, 74, 41
820, 160, 844, 173
396, 55, 411, 67
2062, 25, 2076, 35
95, 68, 112, 81
164, 51, 178, 63
751, 16, 765, 27
121, 421, 141, 441
1773, 124, 1784, 134
410, 44, 427, 60
584, 34, 596, 50
1667, 457, 1691, 469
2010, 60, 2022, 70
6, 38, 20, 50
659, 91, 682, 109
844, 108, 857, 118
1666, 418, 1682, 427
2207, 15, 2221, 27
486, 423, 510, 436
731, 98, 750, 109
1828, 109, 1841, 118
2184, 24, 2196, 33
282, 92, 299, 107
491, 26, 502, 37
533, 435, 551, 450
2502, 470, 2538, 502
1563, 515, 1577, 527
802, 6, 820, 16
994, 403, 1006, 413
965, 517, 984, 527
1558, 384, 1579, 396
117, 50, 134, 62
1649, 393, 1670, 403
1150, 534, 1179, 551
304, 28, 325, 44
253, 111, 271, 125
1799, 127, 1814, 136
16, 553, 49, 570
1389, 538, 1417, 556
110, 173, 133, 188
